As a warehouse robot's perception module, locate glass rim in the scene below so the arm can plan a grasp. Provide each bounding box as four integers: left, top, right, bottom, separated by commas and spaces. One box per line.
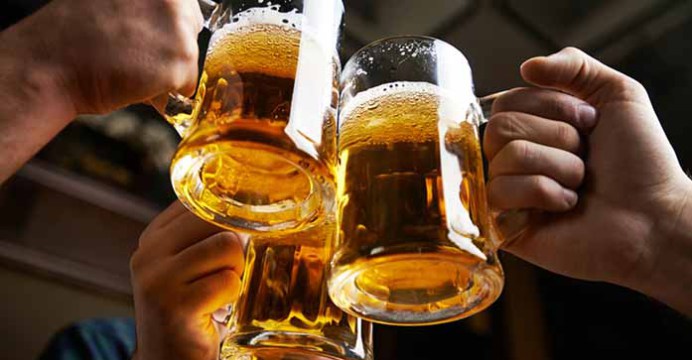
225, 0, 345, 12
344, 35, 464, 70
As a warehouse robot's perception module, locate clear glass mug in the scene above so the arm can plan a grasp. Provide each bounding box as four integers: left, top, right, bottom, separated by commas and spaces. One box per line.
165, 0, 343, 233
220, 221, 373, 360
328, 36, 521, 326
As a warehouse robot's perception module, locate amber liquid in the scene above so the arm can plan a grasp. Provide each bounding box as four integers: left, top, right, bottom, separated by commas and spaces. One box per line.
171, 21, 338, 233
329, 83, 503, 325
220, 223, 372, 360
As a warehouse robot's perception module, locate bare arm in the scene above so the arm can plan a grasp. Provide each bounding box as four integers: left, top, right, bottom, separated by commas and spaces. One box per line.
0, 13, 75, 183
0, 0, 203, 184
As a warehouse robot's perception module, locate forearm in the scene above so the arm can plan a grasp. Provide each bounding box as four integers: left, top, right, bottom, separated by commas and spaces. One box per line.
0, 8, 76, 184
633, 181, 692, 316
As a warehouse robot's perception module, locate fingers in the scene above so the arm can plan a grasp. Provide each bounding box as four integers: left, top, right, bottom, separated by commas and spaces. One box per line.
489, 140, 585, 189
186, 0, 206, 34
141, 201, 188, 236
157, 211, 225, 254
139, 203, 226, 256
163, 0, 201, 98
520, 47, 647, 104
172, 232, 245, 283
484, 90, 587, 212
491, 88, 597, 132
177, 0, 203, 97
184, 269, 242, 314
174, 46, 200, 98
488, 175, 578, 212
484, 111, 582, 160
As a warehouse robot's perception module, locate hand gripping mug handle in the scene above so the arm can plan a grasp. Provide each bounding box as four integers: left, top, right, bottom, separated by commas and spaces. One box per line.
164, 0, 220, 137
478, 91, 533, 247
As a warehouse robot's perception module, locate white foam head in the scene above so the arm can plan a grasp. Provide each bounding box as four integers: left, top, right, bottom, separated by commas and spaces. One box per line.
339, 81, 467, 126
209, 3, 343, 55
210, 6, 304, 49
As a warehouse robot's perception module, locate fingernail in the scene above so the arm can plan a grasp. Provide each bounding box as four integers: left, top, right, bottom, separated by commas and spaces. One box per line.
578, 104, 598, 130
563, 189, 579, 209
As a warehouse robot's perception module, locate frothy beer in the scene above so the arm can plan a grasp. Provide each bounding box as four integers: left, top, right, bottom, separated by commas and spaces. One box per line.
329, 82, 503, 325
171, 6, 339, 233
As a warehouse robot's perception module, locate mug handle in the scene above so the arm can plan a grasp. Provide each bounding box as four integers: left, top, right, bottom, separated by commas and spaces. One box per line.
478, 91, 534, 247
164, 0, 219, 137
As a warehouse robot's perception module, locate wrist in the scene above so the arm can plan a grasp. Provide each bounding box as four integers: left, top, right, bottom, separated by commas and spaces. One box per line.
630, 178, 692, 315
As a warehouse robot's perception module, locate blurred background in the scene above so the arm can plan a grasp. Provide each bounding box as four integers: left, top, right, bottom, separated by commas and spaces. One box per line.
2, 0, 692, 359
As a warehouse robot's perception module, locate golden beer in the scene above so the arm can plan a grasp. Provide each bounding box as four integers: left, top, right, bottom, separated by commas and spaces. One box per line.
170, 7, 338, 233
329, 82, 503, 325
221, 222, 372, 360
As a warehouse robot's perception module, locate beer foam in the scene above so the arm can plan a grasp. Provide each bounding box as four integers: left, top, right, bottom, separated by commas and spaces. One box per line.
205, 6, 337, 80
210, 6, 304, 49
339, 82, 470, 147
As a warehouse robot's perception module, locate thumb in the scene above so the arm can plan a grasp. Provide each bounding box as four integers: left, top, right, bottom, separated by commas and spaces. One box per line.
520, 47, 646, 106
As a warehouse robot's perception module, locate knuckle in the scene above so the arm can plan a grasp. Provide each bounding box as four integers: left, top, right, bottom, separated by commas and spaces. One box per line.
211, 232, 239, 253
181, 40, 199, 63
171, 38, 199, 70
195, 272, 235, 301
487, 178, 517, 211
129, 242, 150, 274
610, 76, 647, 99
626, 78, 648, 97
530, 176, 554, 204
217, 269, 237, 285
169, 66, 194, 92
490, 113, 524, 142
487, 160, 502, 180
137, 228, 150, 247
568, 157, 586, 185
486, 179, 503, 208
561, 46, 584, 58
168, 43, 199, 90
129, 250, 143, 274
554, 122, 577, 146
551, 97, 580, 122
508, 140, 537, 165
491, 88, 522, 112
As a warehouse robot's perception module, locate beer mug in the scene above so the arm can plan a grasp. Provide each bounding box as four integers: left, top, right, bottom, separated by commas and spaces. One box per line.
220, 222, 373, 360
166, 0, 343, 233
329, 36, 513, 326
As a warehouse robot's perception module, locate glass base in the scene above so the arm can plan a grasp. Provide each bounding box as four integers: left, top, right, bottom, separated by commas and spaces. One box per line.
220, 331, 371, 360
171, 139, 332, 233
328, 244, 504, 326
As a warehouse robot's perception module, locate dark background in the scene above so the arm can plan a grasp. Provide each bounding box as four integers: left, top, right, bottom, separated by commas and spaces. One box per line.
1, 1, 691, 359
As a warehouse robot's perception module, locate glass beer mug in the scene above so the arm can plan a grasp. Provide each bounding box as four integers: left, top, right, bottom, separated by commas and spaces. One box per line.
329, 36, 516, 326
165, 0, 343, 233
220, 222, 373, 360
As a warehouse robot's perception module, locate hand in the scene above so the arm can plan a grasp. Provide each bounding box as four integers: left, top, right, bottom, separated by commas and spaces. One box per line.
485, 47, 692, 314
130, 202, 245, 360
0, 0, 203, 183
4, 0, 203, 115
